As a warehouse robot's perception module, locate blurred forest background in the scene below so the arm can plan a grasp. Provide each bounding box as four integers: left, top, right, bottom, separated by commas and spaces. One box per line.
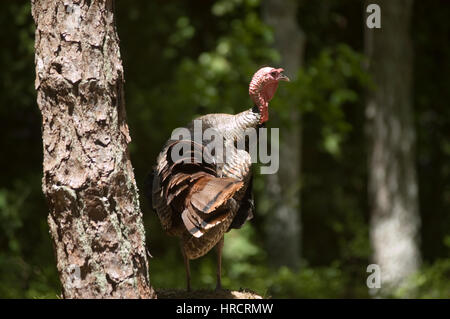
0, 0, 449, 298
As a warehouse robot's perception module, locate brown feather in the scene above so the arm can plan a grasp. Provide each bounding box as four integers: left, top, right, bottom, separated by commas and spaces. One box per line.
181, 208, 203, 238
190, 177, 244, 214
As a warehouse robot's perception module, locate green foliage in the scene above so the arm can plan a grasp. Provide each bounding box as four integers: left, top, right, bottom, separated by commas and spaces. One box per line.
221, 225, 368, 298
271, 44, 370, 157
393, 259, 450, 299
0, 179, 60, 298
170, 2, 277, 117
395, 237, 450, 298
0, 186, 28, 254
269, 264, 349, 298
0, 0, 448, 299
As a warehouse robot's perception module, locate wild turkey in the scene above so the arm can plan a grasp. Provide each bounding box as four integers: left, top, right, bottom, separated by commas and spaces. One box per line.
148, 67, 289, 291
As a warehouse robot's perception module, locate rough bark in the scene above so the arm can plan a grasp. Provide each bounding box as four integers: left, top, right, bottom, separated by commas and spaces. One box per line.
32, 0, 155, 298
262, 0, 305, 269
365, 0, 421, 293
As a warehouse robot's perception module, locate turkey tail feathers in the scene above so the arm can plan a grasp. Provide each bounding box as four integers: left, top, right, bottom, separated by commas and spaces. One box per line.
152, 138, 245, 238
190, 177, 243, 214
182, 176, 243, 238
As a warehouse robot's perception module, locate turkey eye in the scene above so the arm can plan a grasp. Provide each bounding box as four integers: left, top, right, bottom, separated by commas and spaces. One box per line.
270, 71, 277, 77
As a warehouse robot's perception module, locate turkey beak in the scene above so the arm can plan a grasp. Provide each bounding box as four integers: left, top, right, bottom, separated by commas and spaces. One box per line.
278, 73, 290, 82
276, 68, 289, 82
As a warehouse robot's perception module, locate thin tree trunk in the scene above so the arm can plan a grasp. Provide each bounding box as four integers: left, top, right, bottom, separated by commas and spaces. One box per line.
365, 0, 421, 293
32, 0, 155, 298
262, 0, 305, 269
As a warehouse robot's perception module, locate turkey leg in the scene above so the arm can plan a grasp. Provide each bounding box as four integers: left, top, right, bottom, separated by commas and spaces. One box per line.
216, 237, 224, 290
181, 244, 191, 292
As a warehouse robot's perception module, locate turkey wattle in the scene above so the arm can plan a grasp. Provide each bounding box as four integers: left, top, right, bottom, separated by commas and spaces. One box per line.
148, 67, 289, 291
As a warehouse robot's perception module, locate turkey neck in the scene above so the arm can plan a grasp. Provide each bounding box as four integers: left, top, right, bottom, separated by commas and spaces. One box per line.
190, 106, 262, 144
232, 106, 261, 131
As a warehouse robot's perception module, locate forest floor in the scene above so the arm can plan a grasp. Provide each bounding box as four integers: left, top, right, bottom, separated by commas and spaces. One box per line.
156, 288, 265, 299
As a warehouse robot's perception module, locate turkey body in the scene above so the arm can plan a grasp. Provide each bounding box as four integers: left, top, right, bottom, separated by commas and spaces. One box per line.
151, 110, 258, 260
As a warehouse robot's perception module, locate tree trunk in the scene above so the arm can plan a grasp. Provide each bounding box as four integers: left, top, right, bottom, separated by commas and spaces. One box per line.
365, 0, 421, 293
262, 0, 305, 269
32, 0, 155, 298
